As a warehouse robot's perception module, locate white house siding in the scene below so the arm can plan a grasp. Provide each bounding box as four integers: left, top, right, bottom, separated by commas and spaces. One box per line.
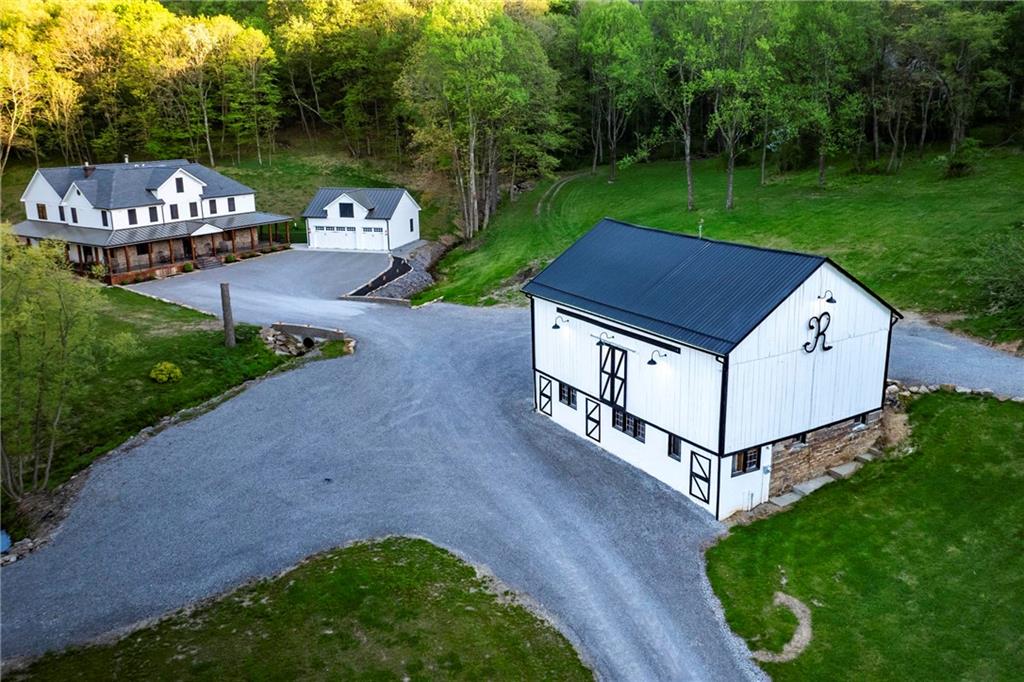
152, 170, 205, 226
20, 173, 64, 224
532, 297, 724, 515
62, 185, 106, 229
716, 445, 773, 518
387, 192, 421, 250
724, 262, 892, 453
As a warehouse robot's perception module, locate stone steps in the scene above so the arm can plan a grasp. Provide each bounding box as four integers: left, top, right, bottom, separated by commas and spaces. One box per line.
827, 461, 861, 480
792, 475, 835, 497
195, 255, 223, 269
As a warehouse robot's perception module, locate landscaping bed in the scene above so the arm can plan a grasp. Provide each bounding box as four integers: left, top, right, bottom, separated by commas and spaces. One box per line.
11, 537, 592, 681
705, 393, 1024, 680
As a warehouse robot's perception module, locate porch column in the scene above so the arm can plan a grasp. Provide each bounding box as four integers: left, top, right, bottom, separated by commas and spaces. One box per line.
168, 239, 174, 264
286, 221, 291, 244
190, 237, 196, 260
147, 243, 154, 269
250, 227, 256, 250
123, 246, 131, 273
231, 229, 237, 253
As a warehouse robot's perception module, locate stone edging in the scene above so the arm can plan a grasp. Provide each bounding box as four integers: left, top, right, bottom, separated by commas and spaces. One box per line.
887, 379, 1024, 402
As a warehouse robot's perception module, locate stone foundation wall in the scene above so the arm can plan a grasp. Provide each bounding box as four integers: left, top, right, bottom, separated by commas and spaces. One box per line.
769, 410, 883, 496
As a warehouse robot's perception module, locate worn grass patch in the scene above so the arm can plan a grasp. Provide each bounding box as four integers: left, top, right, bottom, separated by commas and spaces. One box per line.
15, 537, 592, 681
705, 393, 1024, 680
419, 149, 1024, 341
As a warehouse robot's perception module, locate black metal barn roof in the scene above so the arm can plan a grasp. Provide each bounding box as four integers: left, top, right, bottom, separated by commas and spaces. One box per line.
522, 218, 897, 355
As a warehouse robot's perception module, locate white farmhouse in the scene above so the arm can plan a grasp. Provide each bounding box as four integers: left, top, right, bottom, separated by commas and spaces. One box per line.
14, 159, 292, 283
523, 218, 901, 520
302, 187, 420, 252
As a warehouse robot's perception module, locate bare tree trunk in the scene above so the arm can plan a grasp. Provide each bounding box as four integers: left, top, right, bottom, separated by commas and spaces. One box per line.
817, 150, 827, 187
725, 148, 736, 210
683, 127, 694, 211
200, 95, 215, 167
760, 114, 769, 186
918, 86, 933, 156
871, 76, 880, 161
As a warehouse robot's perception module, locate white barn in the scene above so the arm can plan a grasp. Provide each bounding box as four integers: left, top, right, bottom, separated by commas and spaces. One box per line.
302, 187, 420, 252
523, 219, 901, 520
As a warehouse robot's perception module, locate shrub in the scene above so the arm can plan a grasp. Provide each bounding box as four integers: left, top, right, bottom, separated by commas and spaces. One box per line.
182, 262, 194, 273
938, 137, 983, 178
260, 247, 272, 254
969, 227, 1024, 319
149, 361, 183, 384
90, 263, 108, 280
224, 253, 237, 263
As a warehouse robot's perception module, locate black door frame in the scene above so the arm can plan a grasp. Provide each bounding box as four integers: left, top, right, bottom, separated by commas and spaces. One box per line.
585, 398, 601, 442
538, 375, 553, 416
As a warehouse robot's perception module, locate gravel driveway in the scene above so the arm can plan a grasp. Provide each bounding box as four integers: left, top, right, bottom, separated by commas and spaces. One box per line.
3, 251, 1020, 679
1, 252, 763, 681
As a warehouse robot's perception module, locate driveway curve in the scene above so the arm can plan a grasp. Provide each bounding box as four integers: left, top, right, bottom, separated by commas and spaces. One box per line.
1, 252, 763, 681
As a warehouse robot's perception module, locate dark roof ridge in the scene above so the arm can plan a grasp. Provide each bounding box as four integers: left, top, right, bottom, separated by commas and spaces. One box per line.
597, 217, 827, 263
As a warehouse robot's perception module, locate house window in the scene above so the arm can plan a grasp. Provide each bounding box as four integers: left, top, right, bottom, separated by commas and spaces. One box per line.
362, 227, 372, 233
136, 243, 150, 256
732, 448, 761, 476
175, 177, 184, 193
70, 207, 78, 223
101, 210, 108, 227
189, 202, 198, 217
315, 226, 325, 231
128, 208, 138, 225
326, 226, 336, 231
339, 202, 354, 218
409, 218, 414, 232
209, 199, 217, 214
613, 409, 645, 442
169, 204, 179, 220
36, 203, 47, 220
228, 197, 236, 212
149, 206, 158, 222
558, 382, 577, 409
59, 206, 66, 221
668, 435, 682, 462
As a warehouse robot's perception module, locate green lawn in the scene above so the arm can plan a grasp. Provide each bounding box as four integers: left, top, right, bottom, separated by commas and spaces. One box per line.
705, 393, 1024, 680
2, 286, 285, 539
16, 537, 591, 681
419, 149, 1024, 341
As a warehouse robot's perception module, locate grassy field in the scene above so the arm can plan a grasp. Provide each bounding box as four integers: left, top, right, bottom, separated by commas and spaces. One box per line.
2, 286, 284, 539
16, 537, 591, 681
419, 149, 1024, 341
705, 393, 1024, 680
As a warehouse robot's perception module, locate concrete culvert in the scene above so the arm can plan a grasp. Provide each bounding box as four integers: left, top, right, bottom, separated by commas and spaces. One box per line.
303, 337, 316, 349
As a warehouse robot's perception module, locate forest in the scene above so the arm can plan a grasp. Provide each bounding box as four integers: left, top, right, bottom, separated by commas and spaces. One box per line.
1, 0, 1022, 237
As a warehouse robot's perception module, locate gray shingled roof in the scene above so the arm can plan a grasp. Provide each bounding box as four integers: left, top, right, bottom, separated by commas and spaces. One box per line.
13, 211, 290, 248
302, 187, 409, 220
36, 160, 254, 210
523, 218, 897, 355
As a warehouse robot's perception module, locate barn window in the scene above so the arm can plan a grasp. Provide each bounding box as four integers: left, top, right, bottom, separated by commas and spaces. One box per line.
175, 177, 184, 193
128, 209, 138, 225
101, 210, 108, 226
668, 435, 682, 461
315, 226, 325, 231
339, 202, 354, 218
189, 202, 198, 217
71, 207, 79, 223
732, 448, 761, 476
36, 203, 47, 220
854, 413, 868, 426
169, 204, 179, 220
136, 243, 150, 256
325, 226, 336, 231
613, 409, 645, 442
228, 197, 236, 212
409, 218, 414, 232
149, 206, 158, 222
209, 199, 217, 214
558, 382, 577, 409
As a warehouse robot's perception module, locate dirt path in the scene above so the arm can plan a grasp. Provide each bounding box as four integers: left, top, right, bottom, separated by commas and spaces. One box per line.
535, 172, 587, 217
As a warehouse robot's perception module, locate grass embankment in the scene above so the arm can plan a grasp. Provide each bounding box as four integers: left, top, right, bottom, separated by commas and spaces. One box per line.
16, 537, 591, 681
2, 286, 284, 539
706, 393, 1024, 680
420, 149, 1024, 341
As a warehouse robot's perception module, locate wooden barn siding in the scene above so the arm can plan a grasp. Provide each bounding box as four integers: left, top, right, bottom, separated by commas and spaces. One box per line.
725, 262, 891, 453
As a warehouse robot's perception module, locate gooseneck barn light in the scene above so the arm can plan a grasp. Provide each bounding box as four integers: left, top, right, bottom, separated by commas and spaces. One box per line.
552, 316, 569, 330
647, 350, 668, 366
819, 290, 837, 304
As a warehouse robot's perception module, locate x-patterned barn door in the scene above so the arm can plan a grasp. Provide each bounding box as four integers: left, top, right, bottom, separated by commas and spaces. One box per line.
689, 452, 711, 504
585, 398, 600, 442
599, 344, 627, 409
538, 375, 553, 416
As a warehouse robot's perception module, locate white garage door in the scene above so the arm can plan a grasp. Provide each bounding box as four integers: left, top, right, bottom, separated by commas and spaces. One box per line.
357, 225, 387, 251
311, 225, 356, 249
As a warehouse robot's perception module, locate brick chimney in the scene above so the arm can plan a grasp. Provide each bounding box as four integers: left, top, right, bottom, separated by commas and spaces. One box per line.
82, 160, 96, 178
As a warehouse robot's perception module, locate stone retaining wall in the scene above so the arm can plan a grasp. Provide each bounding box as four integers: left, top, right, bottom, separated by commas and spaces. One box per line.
769, 410, 883, 496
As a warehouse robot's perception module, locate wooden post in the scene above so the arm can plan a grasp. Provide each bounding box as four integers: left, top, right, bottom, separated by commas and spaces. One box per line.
270, 223, 275, 245
286, 221, 291, 244
168, 239, 175, 264
231, 229, 237, 253
250, 227, 256, 250
124, 246, 131, 273
190, 237, 196, 261
147, 243, 154, 269
220, 282, 236, 348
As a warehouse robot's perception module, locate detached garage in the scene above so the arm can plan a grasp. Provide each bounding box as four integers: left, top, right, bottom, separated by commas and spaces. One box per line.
303, 187, 421, 252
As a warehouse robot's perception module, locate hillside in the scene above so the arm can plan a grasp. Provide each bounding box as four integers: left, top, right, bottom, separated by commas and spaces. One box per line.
420, 149, 1024, 343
